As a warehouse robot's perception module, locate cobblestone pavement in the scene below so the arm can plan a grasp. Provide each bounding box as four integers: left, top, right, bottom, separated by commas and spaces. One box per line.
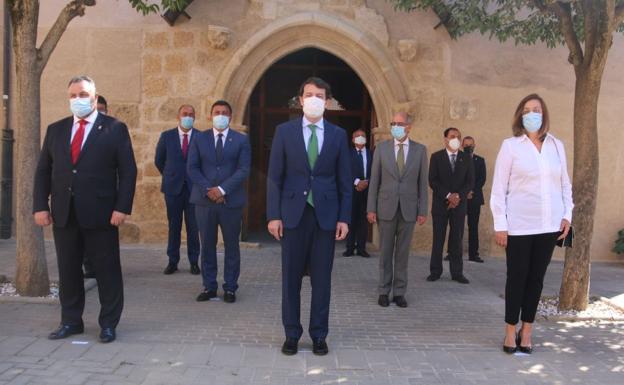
1, 238, 623, 384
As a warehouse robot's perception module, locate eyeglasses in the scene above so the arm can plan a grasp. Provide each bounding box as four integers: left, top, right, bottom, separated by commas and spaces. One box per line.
390, 122, 408, 127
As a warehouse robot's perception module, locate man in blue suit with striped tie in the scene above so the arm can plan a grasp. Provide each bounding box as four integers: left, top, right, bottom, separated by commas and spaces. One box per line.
187, 100, 251, 304
267, 77, 352, 356
154, 104, 201, 275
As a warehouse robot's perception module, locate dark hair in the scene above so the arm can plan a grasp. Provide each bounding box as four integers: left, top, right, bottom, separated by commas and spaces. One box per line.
444, 127, 460, 138
512, 93, 550, 140
177, 104, 195, 114
97, 95, 107, 108
211, 100, 232, 115
298, 77, 332, 100
463, 136, 473, 142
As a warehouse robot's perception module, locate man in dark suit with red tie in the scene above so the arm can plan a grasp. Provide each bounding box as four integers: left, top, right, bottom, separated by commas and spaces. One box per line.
155, 105, 200, 275
343, 129, 372, 258
33, 76, 137, 343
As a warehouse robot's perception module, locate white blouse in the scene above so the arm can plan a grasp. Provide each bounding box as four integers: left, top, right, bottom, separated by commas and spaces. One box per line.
490, 134, 573, 236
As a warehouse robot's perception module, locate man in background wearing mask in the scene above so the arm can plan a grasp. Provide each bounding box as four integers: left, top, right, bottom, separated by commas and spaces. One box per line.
462, 136, 486, 263
344, 129, 372, 258
97, 95, 108, 114
367, 112, 428, 308
188, 100, 250, 304
33, 76, 137, 343
267, 77, 351, 356
427, 127, 475, 284
154, 105, 201, 275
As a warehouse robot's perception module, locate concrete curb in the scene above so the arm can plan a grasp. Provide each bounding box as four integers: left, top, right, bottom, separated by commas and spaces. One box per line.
0, 278, 97, 305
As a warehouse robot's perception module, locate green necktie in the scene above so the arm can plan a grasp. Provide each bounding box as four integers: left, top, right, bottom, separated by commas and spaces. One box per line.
307, 124, 318, 206
397, 142, 405, 175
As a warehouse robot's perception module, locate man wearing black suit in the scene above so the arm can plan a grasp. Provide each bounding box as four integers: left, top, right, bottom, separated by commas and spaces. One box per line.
427, 127, 474, 284
33, 76, 137, 343
462, 136, 486, 263
155, 105, 201, 275
187, 100, 251, 304
343, 129, 372, 258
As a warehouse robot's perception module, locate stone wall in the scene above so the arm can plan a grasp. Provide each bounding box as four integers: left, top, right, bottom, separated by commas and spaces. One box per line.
3, 0, 622, 260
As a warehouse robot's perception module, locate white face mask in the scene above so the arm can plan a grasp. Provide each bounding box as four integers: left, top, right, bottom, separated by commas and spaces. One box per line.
448, 138, 461, 151
354, 136, 366, 145
302, 96, 325, 119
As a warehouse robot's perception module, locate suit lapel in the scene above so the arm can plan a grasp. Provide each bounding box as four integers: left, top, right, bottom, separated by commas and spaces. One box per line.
294, 118, 311, 172
75, 114, 104, 165
61, 118, 73, 165
402, 141, 418, 175
385, 141, 400, 178
315, 121, 334, 173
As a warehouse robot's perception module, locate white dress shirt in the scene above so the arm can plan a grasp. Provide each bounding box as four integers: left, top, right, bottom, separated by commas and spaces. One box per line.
70, 109, 99, 148
177, 126, 193, 146
302, 117, 324, 153
446, 148, 459, 163
490, 134, 573, 235
212, 127, 230, 195
353, 147, 368, 185
393, 138, 409, 161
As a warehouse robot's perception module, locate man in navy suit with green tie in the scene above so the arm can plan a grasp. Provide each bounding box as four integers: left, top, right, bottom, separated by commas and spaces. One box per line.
267, 77, 352, 356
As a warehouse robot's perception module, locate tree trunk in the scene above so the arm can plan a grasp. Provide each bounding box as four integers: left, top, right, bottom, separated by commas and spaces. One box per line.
10, 0, 50, 296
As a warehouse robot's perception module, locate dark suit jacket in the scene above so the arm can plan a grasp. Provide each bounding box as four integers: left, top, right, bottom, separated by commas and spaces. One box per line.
429, 149, 475, 216
267, 118, 352, 231
33, 113, 137, 229
187, 129, 251, 209
470, 154, 486, 206
154, 127, 198, 195
350, 147, 372, 186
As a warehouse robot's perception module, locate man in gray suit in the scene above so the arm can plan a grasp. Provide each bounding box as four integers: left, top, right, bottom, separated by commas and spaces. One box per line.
367, 112, 428, 308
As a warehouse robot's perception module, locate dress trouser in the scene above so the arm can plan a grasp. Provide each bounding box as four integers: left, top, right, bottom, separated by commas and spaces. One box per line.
282, 204, 335, 340
52, 203, 123, 329
346, 189, 368, 252
195, 204, 242, 293
466, 199, 481, 258
377, 207, 415, 296
505, 232, 559, 324
430, 205, 466, 278
164, 184, 200, 266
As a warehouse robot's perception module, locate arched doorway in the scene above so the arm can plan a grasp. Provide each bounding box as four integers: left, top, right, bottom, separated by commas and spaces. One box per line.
242, 48, 377, 240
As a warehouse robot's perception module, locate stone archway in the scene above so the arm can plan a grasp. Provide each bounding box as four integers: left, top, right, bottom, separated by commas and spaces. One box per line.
213, 12, 409, 132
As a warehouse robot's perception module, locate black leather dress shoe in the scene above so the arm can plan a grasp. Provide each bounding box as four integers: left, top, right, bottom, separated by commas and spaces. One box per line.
357, 250, 371, 258
378, 295, 389, 307
281, 338, 298, 355
190, 264, 200, 275
163, 264, 178, 275
99, 328, 116, 343
393, 296, 408, 308
426, 274, 440, 282
312, 339, 329, 355
223, 291, 236, 303
469, 257, 484, 263
196, 289, 217, 302
452, 275, 470, 284
48, 324, 84, 340
342, 250, 354, 257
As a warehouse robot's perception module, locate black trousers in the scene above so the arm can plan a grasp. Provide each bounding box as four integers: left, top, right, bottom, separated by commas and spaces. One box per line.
466, 200, 481, 258
430, 205, 466, 278
346, 189, 368, 252
52, 203, 124, 329
282, 204, 335, 340
505, 232, 558, 325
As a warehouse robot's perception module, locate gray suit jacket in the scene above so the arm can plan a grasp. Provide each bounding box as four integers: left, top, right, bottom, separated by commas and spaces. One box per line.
366, 139, 429, 222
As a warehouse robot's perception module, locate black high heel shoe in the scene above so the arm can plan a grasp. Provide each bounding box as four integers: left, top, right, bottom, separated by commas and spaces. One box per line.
516, 332, 533, 354
503, 336, 517, 354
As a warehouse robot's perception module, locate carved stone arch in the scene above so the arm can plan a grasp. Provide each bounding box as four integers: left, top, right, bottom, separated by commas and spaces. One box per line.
213, 12, 409, 130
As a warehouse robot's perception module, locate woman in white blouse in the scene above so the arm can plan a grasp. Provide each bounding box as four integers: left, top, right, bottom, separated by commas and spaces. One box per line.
490, 94, 573, 354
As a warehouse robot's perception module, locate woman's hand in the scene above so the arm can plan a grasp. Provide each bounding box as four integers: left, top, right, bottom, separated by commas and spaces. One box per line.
558, 219, 571, 240
495, 231, 508, 248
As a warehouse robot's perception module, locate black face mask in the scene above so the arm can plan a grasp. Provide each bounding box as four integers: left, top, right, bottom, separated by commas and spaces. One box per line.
464, 146, 474, 155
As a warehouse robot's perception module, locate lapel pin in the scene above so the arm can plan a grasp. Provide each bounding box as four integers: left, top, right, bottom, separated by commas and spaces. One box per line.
97, 125, 102, 130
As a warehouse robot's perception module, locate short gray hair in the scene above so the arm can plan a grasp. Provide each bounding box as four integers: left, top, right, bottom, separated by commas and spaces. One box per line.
67, 75, 96, 94
393, 111, 413, 124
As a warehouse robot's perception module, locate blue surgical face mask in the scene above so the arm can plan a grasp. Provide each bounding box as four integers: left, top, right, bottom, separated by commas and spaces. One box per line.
70, 97, 94, 118
213, 115, 230, 130
180, 116, 194, 130
522, 112, 542, 133
391, 125, 406, 140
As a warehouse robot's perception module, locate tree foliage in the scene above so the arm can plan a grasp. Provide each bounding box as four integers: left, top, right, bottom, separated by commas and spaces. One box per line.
129, 0, 191, 15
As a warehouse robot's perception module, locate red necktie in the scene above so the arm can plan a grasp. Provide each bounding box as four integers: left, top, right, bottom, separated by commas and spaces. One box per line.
182, 133, 189, 159
71, 119, 87, 164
